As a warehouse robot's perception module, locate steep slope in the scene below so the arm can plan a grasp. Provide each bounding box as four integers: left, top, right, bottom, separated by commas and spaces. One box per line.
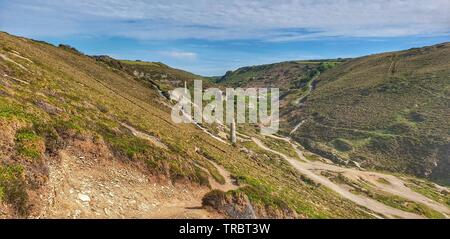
216, 60, 342, 125
286, 43, 450, 185
93, 55, 212, 97
195, 56, 450, 218
0, 32, 379, 218
217, 60, 343, 90
216, 43, 450, 185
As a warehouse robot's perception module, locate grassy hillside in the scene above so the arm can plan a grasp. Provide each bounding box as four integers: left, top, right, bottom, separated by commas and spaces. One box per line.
216, 44, 449, 185
94, 55, 212, 96
217, 60, 341, 90
287, 43, 450, 185
216, 60, 343, 134
0, 32, 375, 218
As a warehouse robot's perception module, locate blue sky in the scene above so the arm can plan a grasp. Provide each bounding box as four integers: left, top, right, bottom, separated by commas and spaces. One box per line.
1, 0, 449, 76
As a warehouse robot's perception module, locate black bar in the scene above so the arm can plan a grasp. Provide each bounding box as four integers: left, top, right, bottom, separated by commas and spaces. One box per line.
0, 219, 448, 238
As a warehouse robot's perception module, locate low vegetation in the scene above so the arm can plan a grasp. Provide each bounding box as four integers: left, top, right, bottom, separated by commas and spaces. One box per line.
288, 43, 450, 184
0, 32, 377, 218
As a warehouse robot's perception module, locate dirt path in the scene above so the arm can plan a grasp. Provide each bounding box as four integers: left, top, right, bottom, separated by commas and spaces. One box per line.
121, 123, 168, 149
168, 90, 229, 144
253, 133, 450, 218
292, 72, 320, 106
0, 53, 29, 72
289, 120, 306, 135
305, 161, 450, 217
267, 134, 450, 217
252, 137, 426, 219
37, 150, 221, 219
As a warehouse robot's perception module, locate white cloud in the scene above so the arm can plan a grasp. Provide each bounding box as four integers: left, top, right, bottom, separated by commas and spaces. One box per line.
159, 50, 197, 60
0, 0, 449, 40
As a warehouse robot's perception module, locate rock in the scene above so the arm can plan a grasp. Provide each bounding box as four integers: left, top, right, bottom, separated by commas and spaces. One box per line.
73, 210, 81, 219
78, 193, 91, 202
202, 190, 257, 219
35, 100, 63, 115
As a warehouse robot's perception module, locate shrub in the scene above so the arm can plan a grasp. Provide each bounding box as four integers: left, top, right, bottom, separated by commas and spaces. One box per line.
331, 138, 353, 152
0, 165, 29, 216
15, 129, 44, 160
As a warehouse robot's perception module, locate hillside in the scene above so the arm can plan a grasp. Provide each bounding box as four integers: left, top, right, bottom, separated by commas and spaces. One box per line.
1, 32, 449, 219
217, 60, 343, 89
94, 55, 212, 97
287, 43, 450, 185
215, 44, 450, 185
0, 32, 379, 218
216, 60, 342, 124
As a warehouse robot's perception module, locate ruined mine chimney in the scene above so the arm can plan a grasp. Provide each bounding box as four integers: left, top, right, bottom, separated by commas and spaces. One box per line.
230, 118, 237, 144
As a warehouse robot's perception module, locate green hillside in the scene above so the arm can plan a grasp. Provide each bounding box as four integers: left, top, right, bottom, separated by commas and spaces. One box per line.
287, 43, 450, 185
94, 55, 212, 96
215, 44, 449, 185
0, 32, 377, 218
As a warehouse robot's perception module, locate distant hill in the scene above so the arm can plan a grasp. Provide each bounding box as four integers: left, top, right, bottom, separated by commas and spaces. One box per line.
288, 43, 450, 184
216, 60, 343, 90
93, 55, 212, 96
215, 44, 450, 185
215, 59, 344, 134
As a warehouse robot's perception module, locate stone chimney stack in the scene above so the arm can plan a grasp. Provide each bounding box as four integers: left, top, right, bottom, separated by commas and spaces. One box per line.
230, 119, 237, 144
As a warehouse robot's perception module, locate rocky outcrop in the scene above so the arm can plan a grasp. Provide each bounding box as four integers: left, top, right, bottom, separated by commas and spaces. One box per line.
202, 189, 297, 219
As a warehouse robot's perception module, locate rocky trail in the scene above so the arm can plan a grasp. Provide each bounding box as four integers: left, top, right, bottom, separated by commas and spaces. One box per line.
36, 143, 238, 218
37, 150, 217, 218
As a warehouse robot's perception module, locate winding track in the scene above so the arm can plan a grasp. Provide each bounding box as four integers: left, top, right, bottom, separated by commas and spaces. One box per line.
253, 133, 450, 219
252, 137, 424, 219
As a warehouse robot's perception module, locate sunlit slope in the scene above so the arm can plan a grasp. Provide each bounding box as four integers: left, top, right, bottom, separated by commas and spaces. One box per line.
0, 32, 375, 218
94, 55, 212, 95
289, 43, 450, 184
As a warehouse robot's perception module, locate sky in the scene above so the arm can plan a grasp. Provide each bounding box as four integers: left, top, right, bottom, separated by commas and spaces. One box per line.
0, 0, 449, 76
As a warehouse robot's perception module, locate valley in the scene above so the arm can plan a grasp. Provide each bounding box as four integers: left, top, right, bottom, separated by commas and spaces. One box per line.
0, 31, 449, 219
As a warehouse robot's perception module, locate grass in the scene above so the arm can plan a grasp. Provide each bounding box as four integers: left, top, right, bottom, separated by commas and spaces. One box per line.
257, 135, 299, 159
0, 164, 28, 216
377, 177, 391, 185
96, 123, 210, 185
0, 98, 36, 122
330, 138, 353, 152
288, 43, 450, 183
404, 177, 450, 208
15, 129, 44, 160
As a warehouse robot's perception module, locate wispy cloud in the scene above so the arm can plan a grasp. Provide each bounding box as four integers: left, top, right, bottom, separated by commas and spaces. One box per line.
1, 0, 449, 41
159, 50, 197, 60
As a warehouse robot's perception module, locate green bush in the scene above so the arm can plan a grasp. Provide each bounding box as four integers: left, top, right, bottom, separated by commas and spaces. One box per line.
331, 138, 353, 152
